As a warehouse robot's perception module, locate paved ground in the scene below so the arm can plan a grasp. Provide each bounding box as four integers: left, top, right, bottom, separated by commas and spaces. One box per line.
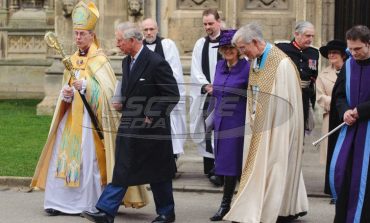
172, 126, 327, 197
0, 126, 337, 222
0, 187, 334, 223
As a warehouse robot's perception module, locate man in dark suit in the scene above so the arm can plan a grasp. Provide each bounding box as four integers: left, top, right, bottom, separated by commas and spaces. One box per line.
82, 22, 179, 223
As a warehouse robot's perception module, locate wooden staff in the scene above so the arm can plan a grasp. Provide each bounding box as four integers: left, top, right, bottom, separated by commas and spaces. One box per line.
312, 122, 346, 146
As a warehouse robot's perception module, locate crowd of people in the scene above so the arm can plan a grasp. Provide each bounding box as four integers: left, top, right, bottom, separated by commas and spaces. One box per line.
30, 1, 370, 223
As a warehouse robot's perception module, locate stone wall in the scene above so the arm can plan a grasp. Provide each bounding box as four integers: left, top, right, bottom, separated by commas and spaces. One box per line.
163, 0, 334, 57
0, 59, 51, 99
0, 0, 54, 99
0, 0, 336, 115
159, 0, 334, 78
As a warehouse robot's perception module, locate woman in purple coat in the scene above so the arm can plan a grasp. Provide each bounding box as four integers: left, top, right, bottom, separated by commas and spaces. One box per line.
209, 29, 250, 221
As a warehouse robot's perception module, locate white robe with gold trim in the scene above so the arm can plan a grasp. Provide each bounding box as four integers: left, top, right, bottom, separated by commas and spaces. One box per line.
224, 47, 308, 223
31, 44, 148, 213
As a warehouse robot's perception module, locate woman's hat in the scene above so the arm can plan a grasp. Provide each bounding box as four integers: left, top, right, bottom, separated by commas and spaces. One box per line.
213, 29, 237, 48
319, 40, 347, 59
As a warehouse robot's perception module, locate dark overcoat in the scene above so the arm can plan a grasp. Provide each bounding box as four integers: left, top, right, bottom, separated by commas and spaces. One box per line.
112, 46, 179, 186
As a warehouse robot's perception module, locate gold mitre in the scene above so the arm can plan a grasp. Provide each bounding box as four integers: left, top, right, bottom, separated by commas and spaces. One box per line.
72, 0, 99, 31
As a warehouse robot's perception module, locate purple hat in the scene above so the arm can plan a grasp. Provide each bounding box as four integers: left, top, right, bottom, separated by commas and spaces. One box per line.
213, 29, 237, 48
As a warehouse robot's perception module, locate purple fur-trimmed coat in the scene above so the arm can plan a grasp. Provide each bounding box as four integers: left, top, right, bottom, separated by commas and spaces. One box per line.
212, 58, 250, 176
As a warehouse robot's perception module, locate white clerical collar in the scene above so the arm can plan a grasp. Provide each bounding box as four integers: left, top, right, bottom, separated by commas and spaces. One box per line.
209, 32, 220, 42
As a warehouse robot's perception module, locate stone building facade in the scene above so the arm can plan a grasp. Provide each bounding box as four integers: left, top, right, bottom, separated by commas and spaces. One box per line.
0, 0, 335, 114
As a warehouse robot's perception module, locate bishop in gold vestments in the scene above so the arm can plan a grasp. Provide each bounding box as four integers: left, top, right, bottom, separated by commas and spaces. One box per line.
31, 0, 147, 215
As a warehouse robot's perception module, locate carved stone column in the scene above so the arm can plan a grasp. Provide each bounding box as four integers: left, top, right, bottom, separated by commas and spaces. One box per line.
143, 0, 155, 20
36, 0, 73, 114
321, 0, 335, 44
9, 0, 20, 10
0, 0, 8, 26
159, 0, 168, 37
314, 0, 322, 47
224, 0, 237, 28
0, 0, 7, 9
295, 0, 307, 21
44, 0, 54, 26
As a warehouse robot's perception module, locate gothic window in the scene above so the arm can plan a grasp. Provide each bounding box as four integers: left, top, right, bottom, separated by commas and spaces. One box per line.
8, 0, 45, 9
21, 0, 44, 8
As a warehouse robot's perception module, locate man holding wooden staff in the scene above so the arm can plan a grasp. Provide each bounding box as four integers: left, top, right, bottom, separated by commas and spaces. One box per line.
31, 0, 147, 216
329, 25, 370, 223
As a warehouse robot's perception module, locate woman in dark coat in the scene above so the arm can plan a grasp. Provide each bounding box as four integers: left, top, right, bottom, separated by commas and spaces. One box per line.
208, 29, 250, 221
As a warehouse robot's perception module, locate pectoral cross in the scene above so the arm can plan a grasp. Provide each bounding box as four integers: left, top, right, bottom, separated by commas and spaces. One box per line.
251, 85, 260, 116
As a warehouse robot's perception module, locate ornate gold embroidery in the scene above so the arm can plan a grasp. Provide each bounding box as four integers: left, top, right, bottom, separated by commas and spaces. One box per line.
236, 46, 288, 196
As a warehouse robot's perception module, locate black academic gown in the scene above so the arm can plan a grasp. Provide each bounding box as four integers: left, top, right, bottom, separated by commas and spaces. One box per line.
324, 69, 343, 195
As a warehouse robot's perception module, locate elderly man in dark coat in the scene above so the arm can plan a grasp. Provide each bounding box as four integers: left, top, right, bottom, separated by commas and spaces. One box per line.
82, 22, 179, 223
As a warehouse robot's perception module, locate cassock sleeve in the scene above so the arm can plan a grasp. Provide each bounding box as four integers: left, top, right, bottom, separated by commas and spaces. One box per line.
357, 101, 370, 121
334, 64, 350, 121
191, 38, 209, 86
162, 39, 186, 99
334, 62, 370, 121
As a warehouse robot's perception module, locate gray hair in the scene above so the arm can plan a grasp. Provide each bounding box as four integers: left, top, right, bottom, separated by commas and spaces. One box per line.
116, 22, 143, 41
142, 18, 158, 28
295, 21, 314, 34
232, 22, 264, 45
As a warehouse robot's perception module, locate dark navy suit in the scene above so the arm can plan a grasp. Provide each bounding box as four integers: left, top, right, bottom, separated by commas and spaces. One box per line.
96, 46, 180, 218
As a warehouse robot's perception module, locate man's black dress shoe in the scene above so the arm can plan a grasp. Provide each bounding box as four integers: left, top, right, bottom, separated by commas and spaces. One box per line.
45, 208, 62, 216
81, 210, 114, 223
151, 214, 176, 223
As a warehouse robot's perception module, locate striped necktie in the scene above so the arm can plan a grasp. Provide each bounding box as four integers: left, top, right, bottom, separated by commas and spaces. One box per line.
129, 57, 135, 71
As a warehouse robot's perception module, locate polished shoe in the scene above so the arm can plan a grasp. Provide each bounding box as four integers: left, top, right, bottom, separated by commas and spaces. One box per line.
151, 214, 176, 223
210, 206, 230, 221
276, 215, 296, 223
330, 198, 336, 205
45, 208, 62, 216
277, 211, 307, 223
81, 210, 114, 223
